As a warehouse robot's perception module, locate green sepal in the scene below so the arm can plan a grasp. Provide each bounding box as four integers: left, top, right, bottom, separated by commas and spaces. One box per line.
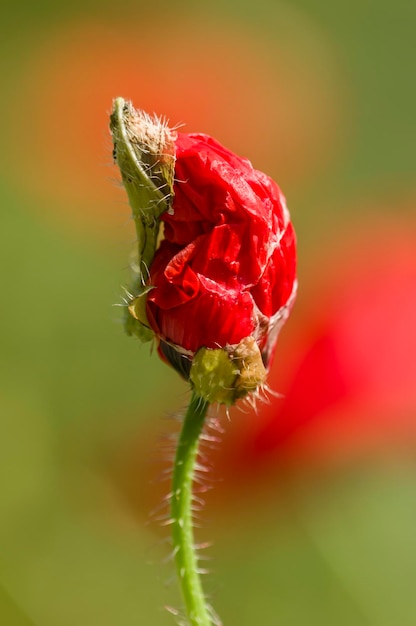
124, 312, 154, 342
189, 337, 268, 405
190, 347, 239, 405
124, 289, 154, 342
110, 98, 176, 342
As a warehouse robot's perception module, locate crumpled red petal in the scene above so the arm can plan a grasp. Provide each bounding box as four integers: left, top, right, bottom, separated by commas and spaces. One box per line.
146, 132, 297, 363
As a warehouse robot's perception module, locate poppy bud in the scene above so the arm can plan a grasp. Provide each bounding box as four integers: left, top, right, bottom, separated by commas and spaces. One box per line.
111, 99, 297, 404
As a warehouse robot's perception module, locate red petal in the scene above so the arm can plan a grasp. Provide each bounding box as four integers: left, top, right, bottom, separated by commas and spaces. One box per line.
251, 221, 297, 317
147, 276, 254, 352
147, 132, 297, 361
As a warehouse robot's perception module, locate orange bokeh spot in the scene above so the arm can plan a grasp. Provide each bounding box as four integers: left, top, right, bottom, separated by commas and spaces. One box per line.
8, 15, 345, 238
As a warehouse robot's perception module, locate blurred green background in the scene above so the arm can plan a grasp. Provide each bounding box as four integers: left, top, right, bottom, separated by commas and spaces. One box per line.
1, 1, 415, 625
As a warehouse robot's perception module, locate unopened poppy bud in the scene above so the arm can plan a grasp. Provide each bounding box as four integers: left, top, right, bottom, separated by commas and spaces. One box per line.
111, 99, 297, 404
110, 97, 176, 341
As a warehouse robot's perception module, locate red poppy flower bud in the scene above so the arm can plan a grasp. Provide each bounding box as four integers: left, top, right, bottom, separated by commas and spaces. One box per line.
111, 100, 297, 404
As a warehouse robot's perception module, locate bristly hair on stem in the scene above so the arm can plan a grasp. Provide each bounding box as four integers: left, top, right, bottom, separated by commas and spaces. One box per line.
170, 392, 221, 626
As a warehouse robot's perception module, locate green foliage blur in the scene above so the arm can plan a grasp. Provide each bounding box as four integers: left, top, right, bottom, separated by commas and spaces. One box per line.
1, 1, 415, 625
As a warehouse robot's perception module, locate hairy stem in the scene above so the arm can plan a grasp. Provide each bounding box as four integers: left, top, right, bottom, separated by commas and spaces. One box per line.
171, 392, 214, 626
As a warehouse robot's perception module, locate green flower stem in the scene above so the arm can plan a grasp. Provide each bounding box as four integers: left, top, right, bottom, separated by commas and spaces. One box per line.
171, 392, 213, 626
